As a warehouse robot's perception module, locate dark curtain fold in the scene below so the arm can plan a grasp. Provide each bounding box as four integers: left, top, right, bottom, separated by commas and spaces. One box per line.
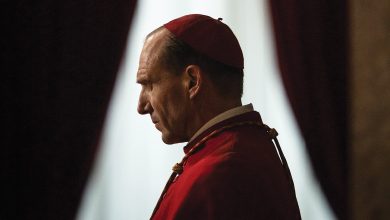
268, 1, 348, 219
3, 0, 137, 219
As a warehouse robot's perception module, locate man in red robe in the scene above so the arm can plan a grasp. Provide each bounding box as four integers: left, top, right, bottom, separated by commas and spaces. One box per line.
136, 14, 301, 220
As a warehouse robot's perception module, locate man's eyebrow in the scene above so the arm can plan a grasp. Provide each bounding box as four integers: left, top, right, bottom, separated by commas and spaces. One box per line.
136, 78, 147, 84
136, 76, 151, 84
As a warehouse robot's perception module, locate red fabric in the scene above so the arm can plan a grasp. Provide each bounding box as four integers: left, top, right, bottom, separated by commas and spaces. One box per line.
152, 112, 301, 219
164, 14, 244, 69
268, 1, 348, 219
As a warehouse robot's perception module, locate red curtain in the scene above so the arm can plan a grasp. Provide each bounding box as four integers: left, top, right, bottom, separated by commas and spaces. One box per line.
3, 0, 137, 219
268, 1, 348, 219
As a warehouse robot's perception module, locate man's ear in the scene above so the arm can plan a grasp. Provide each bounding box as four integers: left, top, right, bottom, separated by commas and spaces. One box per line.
185, 65, 202, 99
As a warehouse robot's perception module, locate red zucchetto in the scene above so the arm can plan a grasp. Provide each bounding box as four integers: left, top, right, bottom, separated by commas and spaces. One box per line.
164, 14, 244, 70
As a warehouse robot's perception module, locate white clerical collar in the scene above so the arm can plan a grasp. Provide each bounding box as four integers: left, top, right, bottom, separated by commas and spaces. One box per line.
189, 103, 254, 142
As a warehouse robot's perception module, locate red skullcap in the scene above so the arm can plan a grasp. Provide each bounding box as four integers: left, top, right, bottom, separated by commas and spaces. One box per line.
164, 14, 244, 69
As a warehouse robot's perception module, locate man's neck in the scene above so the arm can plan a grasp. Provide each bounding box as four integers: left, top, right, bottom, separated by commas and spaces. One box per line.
188, 103, 254, 142
185, 99, 242, 141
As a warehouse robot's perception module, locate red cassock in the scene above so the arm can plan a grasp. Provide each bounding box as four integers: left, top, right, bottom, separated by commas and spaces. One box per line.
152, 111, 301, 220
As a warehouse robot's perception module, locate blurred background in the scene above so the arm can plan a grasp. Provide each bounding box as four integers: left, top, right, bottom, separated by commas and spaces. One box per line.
77, 1, 333, 219
3, 0, 389, 220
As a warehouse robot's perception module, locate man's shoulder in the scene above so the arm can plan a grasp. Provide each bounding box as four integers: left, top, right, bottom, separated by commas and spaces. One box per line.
196, 125, 286, 178
205, 123, 272, 154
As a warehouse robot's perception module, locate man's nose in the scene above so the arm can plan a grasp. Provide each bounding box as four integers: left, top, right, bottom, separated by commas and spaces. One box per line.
137, 95, 151, 115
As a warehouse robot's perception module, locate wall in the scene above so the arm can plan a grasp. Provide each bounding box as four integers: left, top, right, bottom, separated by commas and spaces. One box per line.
350, 0, 390, 219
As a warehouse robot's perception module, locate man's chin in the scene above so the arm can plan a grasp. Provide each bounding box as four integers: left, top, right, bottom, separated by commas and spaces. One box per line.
161, 133, 187, 145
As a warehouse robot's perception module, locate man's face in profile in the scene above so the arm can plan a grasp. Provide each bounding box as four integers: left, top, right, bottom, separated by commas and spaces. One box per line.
136, 30, 190, 144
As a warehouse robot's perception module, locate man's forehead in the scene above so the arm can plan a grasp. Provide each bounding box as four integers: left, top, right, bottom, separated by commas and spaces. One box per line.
136, 29, 170, 83
143, 29, 169, 53
136, 61, 162, 83
136, 49, 157, 83
137, 34, 165, 69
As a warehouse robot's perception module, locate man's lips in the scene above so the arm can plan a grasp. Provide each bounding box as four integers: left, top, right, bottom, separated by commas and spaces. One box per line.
152, 120, 161, 130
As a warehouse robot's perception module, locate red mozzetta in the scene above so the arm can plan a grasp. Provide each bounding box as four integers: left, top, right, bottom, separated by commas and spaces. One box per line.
151, 111, 301, 219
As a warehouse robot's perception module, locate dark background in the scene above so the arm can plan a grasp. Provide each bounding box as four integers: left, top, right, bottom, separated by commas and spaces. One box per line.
3, 0, 389, 219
